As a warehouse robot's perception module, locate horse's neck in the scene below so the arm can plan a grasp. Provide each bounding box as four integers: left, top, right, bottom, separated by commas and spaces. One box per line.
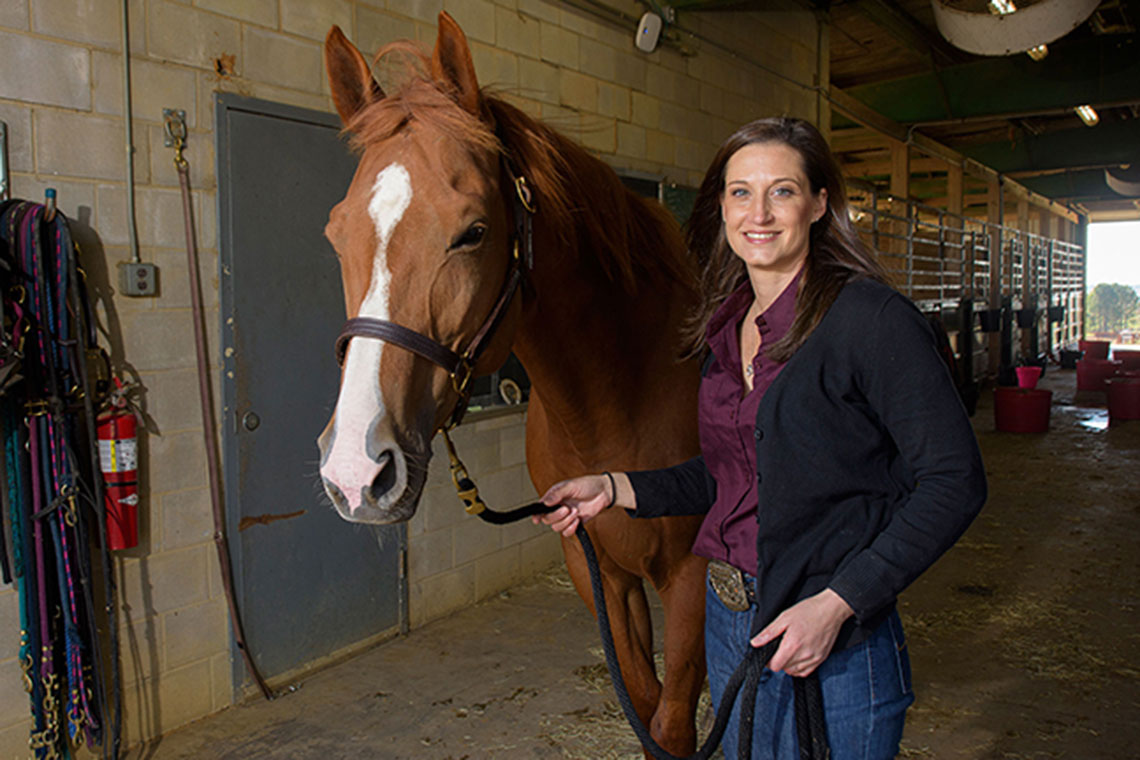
512, 231, 700, 475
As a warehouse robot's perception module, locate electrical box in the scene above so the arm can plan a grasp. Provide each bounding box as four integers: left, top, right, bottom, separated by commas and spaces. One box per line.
120, 262, 158, 297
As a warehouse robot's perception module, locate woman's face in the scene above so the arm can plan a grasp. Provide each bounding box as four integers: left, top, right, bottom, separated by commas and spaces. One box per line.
720, 141, 827, 278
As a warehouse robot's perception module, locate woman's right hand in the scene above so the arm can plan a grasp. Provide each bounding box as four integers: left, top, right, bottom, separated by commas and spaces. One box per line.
532, 475, 614, 537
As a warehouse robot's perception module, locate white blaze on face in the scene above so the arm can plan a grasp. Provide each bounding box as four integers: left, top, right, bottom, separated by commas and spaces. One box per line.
322, 163, 413, 512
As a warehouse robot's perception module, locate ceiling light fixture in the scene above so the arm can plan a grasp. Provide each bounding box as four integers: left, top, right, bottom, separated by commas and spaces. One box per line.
1026, 43, 1048, 60
1075, 105, 1099, 126
989, 0, 1017, 14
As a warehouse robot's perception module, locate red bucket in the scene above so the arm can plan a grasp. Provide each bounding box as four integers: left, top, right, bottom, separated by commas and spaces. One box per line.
994, 387, 1052, 433
1079, 339, 1111, 360
1112, 348, 1140, 371
1076, 359, 1122, 392
1106, 377, 1140, 421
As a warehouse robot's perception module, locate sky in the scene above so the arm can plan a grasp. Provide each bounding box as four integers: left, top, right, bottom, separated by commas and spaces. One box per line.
1087, 220, 1140, 290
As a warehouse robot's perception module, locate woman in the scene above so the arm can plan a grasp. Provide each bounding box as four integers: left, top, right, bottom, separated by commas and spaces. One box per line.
535, 118, 986, 758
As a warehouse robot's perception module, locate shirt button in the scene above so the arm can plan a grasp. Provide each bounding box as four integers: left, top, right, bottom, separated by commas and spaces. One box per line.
754, 428, 764, 440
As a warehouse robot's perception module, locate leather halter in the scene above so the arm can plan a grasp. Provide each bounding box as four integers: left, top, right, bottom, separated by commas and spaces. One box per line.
334, 156, 535, 431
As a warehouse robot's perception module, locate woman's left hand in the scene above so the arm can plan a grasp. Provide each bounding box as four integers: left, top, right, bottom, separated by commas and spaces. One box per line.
750, 588, 855, 678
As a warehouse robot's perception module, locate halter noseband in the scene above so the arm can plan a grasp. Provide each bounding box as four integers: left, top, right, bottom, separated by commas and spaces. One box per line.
333, 155, 535, 431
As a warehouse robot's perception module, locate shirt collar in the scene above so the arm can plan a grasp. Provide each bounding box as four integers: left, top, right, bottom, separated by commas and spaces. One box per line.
705, 268, 802, 368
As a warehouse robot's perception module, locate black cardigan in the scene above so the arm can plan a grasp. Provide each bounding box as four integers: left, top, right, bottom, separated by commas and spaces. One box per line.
628, 278, 987, 649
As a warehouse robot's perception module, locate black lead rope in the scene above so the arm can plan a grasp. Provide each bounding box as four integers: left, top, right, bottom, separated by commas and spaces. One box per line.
440, 432, 829, 760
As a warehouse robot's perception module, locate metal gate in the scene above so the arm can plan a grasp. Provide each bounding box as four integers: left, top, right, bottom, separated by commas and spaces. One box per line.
215, 94, 402, 691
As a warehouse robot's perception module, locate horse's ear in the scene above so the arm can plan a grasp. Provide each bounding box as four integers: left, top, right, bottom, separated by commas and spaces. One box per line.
324, 26, 385, 126
431, 12, 481, 115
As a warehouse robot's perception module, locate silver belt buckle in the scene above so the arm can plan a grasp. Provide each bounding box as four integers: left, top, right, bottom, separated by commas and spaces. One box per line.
708, 559, 751, 612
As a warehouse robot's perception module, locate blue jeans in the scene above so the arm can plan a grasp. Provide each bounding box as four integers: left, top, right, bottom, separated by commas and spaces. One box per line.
705, 576, 914, 760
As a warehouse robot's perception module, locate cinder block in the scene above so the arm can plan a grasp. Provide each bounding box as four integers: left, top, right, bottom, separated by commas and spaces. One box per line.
499, 92, 542, 119
0, 0, 27, 28
422, 483, 467, 533
151, 658, 214, 737
211, 652, 233, 711
357, 7, 418, 60
197, 0, 277, 26
243, 28, 323, 93
559, 70, 596, 112
583, 114, 620, 154
520, 531, 563, 577
523, 1, 560, 24
387, 0, 445, 24
539, 21, 578, 69
0, 720, 32, 759
147, 430, 209, 495
675, 137, 713, 172
35, 109, 135, 182
617, 121, 647, 161
131, 187, 187, 248
147, 1, 242, 71
0, 591, 17, 662
160, 487, 214, 551
164, 599, 227, 669
596, 81, 630, 121
407, 525, 453, 581
494, 6, 540, 59
411, 566, 474, 627
658, 100, 690, 138
117, 547, 209, 621
499, 509, 545, 547
117, 615, 160, 687
92, 56, 198, 130
281, 0, 351, 41
139, 368, 206, 435
578, 37, 617, 82
700, 83, 724, 115
452, 514, 503, 566
474, 547, 520, 600
645, 129, 674, 165
443, 0, 496, 44
470, 41, 519, 88
630, 91, 659, 129
613, 52, 647, 92
517, 58, 559, 105
0, 103, 32, 173
0, 31, 89, 109
499, 422, 526, 468
474, 465, 528, 513
11, 175, 96, 224
0, 659, 33, 729
32, 0, 141, 49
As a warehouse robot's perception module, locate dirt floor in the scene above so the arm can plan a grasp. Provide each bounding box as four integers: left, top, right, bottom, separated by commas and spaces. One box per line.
127, 367, 1139, 759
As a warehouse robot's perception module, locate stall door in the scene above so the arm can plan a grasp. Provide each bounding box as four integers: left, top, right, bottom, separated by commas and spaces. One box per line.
216, 94, 401, 689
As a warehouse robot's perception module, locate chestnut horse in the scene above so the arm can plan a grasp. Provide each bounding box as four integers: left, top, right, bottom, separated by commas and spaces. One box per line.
317, 13, 707, 755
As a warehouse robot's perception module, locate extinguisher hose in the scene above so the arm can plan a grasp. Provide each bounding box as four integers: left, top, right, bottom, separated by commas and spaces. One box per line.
175, 148, 273, 700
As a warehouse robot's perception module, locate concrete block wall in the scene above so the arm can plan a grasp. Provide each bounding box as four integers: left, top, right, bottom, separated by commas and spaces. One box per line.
0, 0, 823, 754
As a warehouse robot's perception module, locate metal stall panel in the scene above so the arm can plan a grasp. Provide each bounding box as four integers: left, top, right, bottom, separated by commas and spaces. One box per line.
216, 94, 401, 688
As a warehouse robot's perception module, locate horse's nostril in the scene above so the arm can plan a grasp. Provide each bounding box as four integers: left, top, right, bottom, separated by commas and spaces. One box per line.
324, 480, 347, 509
369, 450, 398, 501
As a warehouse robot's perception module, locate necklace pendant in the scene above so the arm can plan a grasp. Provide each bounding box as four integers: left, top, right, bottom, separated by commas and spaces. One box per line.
745, 364, 754, 377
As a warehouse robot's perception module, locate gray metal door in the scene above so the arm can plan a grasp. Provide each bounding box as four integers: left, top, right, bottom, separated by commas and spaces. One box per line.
215, 94, 401, 689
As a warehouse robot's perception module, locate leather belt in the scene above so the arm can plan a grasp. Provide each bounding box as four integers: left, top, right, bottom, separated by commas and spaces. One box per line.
707, 559, 755, 613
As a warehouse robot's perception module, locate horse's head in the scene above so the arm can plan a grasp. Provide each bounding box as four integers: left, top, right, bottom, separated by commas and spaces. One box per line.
318, 14, 520, 524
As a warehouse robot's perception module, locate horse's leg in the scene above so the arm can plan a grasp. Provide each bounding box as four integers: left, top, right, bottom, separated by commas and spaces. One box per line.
560, 533, 665, 756
649, 552, 708, 756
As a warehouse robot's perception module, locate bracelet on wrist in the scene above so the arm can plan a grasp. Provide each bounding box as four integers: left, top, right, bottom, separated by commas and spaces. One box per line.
602, 471, 617, 509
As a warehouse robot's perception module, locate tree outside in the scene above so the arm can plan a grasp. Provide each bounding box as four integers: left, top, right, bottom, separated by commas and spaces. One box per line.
1086, 282, 1140, 336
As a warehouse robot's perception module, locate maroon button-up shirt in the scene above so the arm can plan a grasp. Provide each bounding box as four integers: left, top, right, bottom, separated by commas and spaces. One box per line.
691, 274, 799, 573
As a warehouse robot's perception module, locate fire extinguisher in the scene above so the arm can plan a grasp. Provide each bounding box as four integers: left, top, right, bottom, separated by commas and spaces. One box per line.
98, 381, 139, 550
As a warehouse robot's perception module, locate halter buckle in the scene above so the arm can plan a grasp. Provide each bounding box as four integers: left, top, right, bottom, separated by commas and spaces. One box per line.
514, 176, 535, 214
450, 358, 473, 396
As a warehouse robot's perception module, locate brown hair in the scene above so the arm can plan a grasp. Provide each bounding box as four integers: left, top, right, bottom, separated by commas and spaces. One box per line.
682, 117, 889, 362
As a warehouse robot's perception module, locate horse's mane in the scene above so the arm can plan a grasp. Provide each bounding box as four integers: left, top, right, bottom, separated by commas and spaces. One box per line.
346, 41, 696, 297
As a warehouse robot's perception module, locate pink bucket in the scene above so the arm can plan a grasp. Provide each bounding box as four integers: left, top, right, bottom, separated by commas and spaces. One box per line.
1015, 366, 1042, 389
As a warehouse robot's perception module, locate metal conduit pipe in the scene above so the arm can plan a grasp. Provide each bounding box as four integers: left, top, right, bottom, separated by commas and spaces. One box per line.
120, 0, 141, 265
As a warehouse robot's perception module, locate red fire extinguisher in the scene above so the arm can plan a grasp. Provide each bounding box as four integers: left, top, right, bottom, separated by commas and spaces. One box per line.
98, 382, 139, 550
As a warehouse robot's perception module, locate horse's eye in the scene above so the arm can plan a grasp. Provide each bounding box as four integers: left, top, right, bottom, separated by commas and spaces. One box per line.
450, 223, 487, 250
